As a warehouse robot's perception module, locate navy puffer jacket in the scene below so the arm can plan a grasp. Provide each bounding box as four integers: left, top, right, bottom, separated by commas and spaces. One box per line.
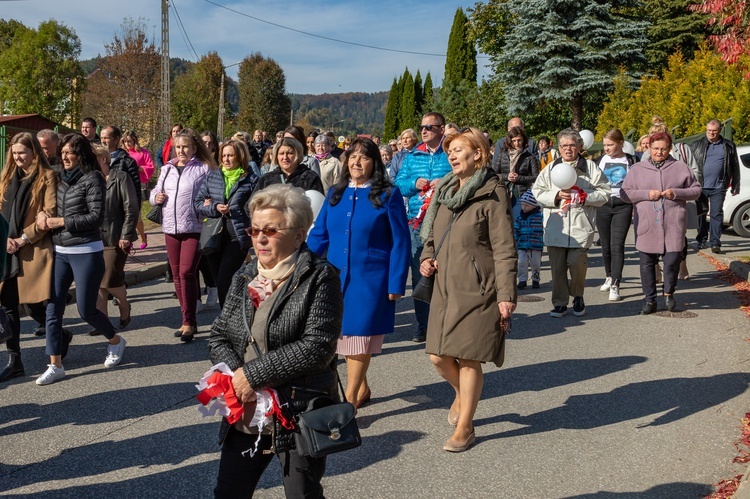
194, 169, 258, 250
52, 170, 105, 247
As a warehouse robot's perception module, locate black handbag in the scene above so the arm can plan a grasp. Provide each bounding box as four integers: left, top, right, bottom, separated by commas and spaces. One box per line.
146, 205, 163, 224
0, 308, 12, 344
294, 376, 361, 458
199, 216, 224, 255
412, 212, 459, 304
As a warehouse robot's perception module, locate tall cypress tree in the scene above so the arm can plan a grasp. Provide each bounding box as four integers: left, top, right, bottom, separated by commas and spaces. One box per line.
413, 70, 424, 119
444, 8, 477, 88
423, 72, 434, 112
383, 77, 400, 140
399, 68, 416, 132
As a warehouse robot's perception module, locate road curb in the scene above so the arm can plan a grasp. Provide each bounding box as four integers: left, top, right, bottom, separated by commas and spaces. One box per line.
735, 473, 750, 499
124, 262, 168, 287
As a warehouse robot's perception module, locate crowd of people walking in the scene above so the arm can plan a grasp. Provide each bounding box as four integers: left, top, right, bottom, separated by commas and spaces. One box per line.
0, 109, 741, 497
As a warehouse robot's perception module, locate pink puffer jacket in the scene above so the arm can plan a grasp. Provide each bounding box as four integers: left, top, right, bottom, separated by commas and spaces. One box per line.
149, 157, 209, 235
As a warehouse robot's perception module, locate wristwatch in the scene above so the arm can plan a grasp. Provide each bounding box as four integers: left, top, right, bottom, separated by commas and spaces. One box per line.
20, 234, 30, 245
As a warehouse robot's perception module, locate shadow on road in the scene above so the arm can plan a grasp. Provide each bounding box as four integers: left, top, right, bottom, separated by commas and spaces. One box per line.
560, 481, 714, 498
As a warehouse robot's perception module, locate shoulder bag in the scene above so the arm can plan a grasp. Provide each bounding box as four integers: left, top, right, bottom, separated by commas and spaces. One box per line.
412, 212, 459, 304
240, 287, 361, 458
199, 216, 224, 255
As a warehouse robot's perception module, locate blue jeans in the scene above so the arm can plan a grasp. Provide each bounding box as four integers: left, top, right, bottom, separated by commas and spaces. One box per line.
410, 227, 430, 333
696, 187, 726, 247
45, 251, 117, 356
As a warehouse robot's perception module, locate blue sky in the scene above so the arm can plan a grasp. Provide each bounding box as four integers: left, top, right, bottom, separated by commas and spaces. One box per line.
6, 0, 488, 94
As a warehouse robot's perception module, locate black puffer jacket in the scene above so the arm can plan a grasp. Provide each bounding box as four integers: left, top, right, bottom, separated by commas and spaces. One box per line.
194, 169, 257, 250
254, 165, 324, 195
111, 148, 142, 204
101, 170, 138, 246
208, 245, 343, 452
492, 148, 540, 198
52, 170, 106, 247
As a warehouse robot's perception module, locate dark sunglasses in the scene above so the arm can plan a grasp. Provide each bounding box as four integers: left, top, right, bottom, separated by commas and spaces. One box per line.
418, 124, 443, 132
245, 226, 297, 238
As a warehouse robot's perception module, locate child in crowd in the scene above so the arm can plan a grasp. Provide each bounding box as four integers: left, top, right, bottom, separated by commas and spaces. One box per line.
538, 136, 560, 170
514, 190, 544, 289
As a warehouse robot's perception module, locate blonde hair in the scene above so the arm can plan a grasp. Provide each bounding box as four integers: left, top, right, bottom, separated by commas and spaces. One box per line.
271, 137, 304, 167
248, 184, 313, 232
443, 127, 491, 169
0, 132, 52, 209
648, 115, 667, 136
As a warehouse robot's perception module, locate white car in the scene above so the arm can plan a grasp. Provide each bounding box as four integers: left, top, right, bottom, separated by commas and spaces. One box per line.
723, 145, 750, 237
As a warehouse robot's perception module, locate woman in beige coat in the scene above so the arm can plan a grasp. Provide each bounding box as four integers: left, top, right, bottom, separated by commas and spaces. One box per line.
0, 132, 57, 382
419, 128, 517, 452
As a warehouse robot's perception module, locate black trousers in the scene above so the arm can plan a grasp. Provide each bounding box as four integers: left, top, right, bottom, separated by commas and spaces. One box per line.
206, 236, 247, 309
595, 198, 632, 284
0, 277, 21, 356
214, 428, 326, 499
639, 251, 682, 303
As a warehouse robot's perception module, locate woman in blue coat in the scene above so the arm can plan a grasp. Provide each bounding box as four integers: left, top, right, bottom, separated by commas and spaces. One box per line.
194, 139, 257, 310
308, 138, 410, 408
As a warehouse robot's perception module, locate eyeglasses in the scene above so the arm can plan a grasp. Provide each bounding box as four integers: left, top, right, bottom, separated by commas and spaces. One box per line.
245, 226, 298, 238
418, 124, 443, 132
559, 144, 578, 149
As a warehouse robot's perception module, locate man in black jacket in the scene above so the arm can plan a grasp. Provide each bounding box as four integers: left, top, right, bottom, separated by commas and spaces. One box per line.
101, 126, 142, 204
691, 119, 741, 254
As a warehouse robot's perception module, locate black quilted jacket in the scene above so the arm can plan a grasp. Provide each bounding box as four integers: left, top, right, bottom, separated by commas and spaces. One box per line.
208, 245, 343, 452
52, 170, 105, 247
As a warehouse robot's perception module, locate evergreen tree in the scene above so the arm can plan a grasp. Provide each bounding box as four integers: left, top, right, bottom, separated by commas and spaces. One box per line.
495, 0, 648, 130
643, 0, 709, 71
172, 52, 228, 134
444, 8, 477, 88
423, 72, 434, 112
399, 69, 416, 132
413, 70, 424, 119
383, 77, 400, 140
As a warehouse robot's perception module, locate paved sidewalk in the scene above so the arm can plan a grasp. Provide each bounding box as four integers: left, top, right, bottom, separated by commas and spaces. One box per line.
123, 229, 169, 286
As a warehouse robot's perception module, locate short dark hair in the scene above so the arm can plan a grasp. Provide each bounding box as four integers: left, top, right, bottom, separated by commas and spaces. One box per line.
82, 117, 97, 127
422, 112, 445, 126
503, 126, 529, 151
103, 125, 122, 139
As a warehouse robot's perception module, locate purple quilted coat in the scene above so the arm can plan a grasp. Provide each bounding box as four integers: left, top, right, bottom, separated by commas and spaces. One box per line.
149, 157, 209, 235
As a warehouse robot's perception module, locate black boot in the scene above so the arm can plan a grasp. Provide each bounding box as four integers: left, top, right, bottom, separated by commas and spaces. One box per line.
0, 354, 24, 382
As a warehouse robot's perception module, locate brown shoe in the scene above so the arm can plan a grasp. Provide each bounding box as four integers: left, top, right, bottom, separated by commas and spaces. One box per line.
443, 430, 476, 452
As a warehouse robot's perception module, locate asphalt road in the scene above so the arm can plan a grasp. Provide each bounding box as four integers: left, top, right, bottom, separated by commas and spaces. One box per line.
1, 231, 749, 498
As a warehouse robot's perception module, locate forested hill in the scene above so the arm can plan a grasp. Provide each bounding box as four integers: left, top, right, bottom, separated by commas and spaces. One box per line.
290, 92, 388, 135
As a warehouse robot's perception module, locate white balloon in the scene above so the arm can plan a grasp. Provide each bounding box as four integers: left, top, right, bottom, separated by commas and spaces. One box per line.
579, 130, 595, 150
622, 141, 635, 155
305, 190, 325, 221
550, 162, 578, 190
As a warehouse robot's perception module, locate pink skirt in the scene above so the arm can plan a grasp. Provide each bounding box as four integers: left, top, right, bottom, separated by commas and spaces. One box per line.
336, 334, 385, 356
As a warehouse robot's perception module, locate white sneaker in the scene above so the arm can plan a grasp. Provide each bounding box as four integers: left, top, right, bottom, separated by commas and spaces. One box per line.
104, 337, 126, 368
36, 364, 65, 385
609, 285, 621, 301
205, 287, 219, 308
196, 299, 205, 313
600, 277, 612, 291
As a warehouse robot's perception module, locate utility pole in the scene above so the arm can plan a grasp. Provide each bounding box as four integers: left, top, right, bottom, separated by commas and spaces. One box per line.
160, 0, 171, 139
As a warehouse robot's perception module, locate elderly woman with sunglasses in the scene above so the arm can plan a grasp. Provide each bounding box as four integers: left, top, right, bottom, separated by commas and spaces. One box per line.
209, 184, 342, 498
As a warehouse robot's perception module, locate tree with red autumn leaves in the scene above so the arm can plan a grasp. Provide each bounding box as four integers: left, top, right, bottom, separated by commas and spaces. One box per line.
692, 0, 750, 69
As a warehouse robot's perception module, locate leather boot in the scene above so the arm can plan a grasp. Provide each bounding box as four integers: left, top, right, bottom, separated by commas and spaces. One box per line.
0, 354, 24, 382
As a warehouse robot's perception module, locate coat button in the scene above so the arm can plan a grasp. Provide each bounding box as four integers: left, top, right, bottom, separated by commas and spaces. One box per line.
347, 212, 351, 216
349, 196, 353, 200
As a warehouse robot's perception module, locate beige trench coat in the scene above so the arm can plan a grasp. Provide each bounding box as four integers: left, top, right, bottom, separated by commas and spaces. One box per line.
0, 168, 57, 304
420, 171, 517, 366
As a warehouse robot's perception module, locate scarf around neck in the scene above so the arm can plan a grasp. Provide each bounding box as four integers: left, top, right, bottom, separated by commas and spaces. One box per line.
61, 165, 83, 185
508, 148, 522, 174
648, 158, 666, 169
222, 166, 243, 199
247, 250, 299, 307
419, 168, 487, 243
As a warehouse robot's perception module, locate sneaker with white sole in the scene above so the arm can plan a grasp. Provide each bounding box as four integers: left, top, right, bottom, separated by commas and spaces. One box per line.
104, 337, 126, 368
36, 364, 65, 385
609, 285, 621, 301
205, 287, 219, 308
573, 296, 586, 316
600, 277, 612, 291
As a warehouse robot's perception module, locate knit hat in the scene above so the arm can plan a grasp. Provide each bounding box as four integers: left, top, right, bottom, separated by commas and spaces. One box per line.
519, 190, 540, 208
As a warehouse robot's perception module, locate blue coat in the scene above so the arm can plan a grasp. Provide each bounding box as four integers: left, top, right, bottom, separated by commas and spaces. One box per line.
194, 169, 258, 250
307, 186, 410, 336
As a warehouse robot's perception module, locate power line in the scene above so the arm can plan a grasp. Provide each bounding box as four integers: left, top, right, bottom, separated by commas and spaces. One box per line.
171, 0, 199, 61
201, 0, 454, 58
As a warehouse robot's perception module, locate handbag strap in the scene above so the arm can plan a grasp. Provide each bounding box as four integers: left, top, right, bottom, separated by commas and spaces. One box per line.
242, 275, 348, 403
430, 211, 459, 261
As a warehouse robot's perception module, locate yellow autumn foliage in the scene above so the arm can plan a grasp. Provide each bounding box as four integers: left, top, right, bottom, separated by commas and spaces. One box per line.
597, 48, 750, 144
